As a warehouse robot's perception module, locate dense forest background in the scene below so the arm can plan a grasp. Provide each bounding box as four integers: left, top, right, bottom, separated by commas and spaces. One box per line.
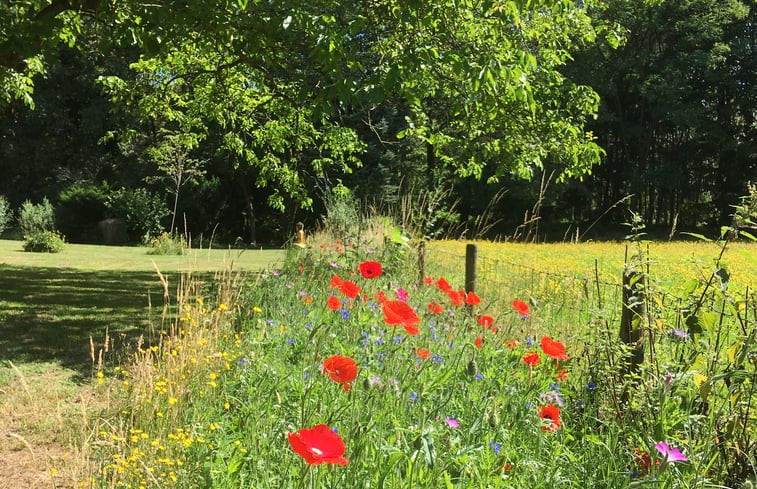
1, 0, 754, 245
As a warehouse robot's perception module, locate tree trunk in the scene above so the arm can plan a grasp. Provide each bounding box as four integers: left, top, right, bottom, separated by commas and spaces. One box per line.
240, 180, 257, 245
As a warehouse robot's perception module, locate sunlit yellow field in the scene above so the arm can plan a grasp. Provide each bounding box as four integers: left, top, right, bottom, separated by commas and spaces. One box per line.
427, 239, 757, 291
423, 239, 757, 345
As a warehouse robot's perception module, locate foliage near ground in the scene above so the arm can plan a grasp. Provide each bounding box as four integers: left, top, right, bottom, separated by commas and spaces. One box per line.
49, 232, 753, 488
2, 234, 755, 487
0, 241, 284, 489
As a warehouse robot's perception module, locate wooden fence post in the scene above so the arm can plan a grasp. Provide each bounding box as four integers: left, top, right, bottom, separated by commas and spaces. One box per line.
465, 244, 477, 318
465, 243, 477, 298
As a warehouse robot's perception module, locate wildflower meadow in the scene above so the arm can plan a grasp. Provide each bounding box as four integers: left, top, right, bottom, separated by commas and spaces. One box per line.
80, 228, 756, 488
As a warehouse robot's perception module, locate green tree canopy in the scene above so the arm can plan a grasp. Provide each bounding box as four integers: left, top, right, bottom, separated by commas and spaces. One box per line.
2, 0, 607, 211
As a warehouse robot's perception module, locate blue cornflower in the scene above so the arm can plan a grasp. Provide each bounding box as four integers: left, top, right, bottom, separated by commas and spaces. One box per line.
489, 440, 502, 455
339, 308, 350, 319
586, 381, 597, 391
410, 392, 418, 402
286, 338, 295, 345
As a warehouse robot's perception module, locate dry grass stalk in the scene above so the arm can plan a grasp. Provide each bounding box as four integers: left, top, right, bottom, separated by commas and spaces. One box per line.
6, 360, 33, 405
7, 432, 36, 461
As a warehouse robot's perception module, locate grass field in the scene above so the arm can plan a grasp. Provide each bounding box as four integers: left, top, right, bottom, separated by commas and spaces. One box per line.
0, 239, 286, 271
0, 239, 286, 488
427, 239, 757, 292
1, 237, 755, 488
0, 239, 286, 372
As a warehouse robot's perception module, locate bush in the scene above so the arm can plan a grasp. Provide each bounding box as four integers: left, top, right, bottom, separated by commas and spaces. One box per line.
18, 198, 55, 237
57, 182, 109, 242
146, 232, 186, 255
106, 188, 169, 242
0, 195, 11, 236
23, 230, 66, 253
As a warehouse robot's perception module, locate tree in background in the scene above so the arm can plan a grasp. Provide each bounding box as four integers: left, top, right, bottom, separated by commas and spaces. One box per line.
145, 130, 205, 233
6, 1, 750, 241
566, 0, 755, 231
2, 1, 606, 220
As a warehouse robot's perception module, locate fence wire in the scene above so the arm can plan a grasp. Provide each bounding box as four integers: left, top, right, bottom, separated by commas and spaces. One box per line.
419, 244, 753, 330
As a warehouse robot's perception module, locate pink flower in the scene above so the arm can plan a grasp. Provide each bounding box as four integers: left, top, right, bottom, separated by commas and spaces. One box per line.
655, 442, 688, 463
444, 417, 459, 429
395, 288, 408, 303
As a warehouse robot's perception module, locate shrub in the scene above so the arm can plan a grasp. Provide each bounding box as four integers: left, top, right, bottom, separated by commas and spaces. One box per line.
0, 195, 11, 236
18, 198, 55, 237
23, 230, 66, 253
321, 186, 360, 242
106, 188, 169, 241
57, 182, 109, 242
146, 232, 186, 255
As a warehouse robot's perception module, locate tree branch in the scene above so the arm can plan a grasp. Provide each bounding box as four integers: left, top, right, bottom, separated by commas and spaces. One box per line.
0, 0, 100, 70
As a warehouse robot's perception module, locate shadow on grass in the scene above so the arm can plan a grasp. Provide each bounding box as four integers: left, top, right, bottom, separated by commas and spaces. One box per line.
0, 265, 185, 380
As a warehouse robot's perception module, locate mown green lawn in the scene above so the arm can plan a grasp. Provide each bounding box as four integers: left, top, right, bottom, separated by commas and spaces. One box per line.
0, 239, 285, 271
0, 239, 286, 377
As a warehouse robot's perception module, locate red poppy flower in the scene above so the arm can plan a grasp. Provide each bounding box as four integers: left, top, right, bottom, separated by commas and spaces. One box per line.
422, 277, 433, 285
540, 336, 569, 360
339, 280, 361, 299
522, 351, 540, 366
288, 424, 349, 465
633, 449, 653, 468
416, 348, 431, 360
554, 368, 568, 381
330, 275, 343, 288
506, 339, 518, 349
476, 315, 494, 328
464, 291, 481, 305
358, 261, 383, 279
474, 336, 483, 349
427, 301, 443, 315
323, 355, 358, 391
511, 299, 530, 318
382, 300, 421, 335
437, 277, 452, 292
327, 296, 341, 311
539, 404, 561, 432
374, 291, 388, 304
446, 290, 465, 306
